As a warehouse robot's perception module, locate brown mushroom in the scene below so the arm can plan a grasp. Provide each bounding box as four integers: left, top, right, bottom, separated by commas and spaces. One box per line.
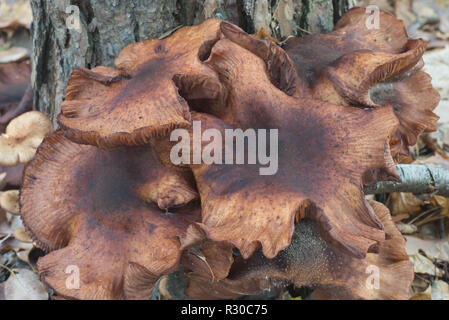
162, 37, 399, 260
220, 8, 440, 161
0, 189, 20, 215
0, 111, 53, 166
18, 14, 437, 300
20, 131, 200, 299
183, 201, 413, 300
58, 19, 226, 148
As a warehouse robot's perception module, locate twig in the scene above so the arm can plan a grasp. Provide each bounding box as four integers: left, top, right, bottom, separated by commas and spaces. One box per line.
407, 207, 440, 225
364, 164, 449, 196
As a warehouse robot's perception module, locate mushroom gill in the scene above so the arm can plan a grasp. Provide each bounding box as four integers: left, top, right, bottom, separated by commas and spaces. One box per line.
20, 131, 200, 299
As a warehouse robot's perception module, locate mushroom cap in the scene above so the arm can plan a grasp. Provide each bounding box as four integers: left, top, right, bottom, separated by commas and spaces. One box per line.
167, 38, 399, 260
280, 7, 439, 158
0, 111, 53, 166
58, 19, 226, 148
184, 201, 414, 300
20, 131, 200, 299
0, 189, 20, 215
220, 8, 439, 160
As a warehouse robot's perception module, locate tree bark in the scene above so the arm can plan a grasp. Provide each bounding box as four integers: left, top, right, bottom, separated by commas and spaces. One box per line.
30, 0, 354, 124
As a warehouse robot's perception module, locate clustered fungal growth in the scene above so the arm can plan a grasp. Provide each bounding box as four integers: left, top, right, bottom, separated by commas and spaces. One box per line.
20, 8, 439, 300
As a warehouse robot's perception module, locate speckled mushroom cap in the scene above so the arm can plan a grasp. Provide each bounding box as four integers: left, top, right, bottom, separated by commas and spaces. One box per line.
183, 201, 414, 300
221, 8, 440, 161
20, 131, 200, 299
283, 7, 440, 160
0, 111, 53, 166
159, 37, 399, 260
58, 19, 226, 148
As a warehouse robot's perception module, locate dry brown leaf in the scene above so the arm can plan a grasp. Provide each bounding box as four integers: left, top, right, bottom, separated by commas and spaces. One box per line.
392, 213, 410, 222
387, 192, 424, 216
429, 195, 449, 216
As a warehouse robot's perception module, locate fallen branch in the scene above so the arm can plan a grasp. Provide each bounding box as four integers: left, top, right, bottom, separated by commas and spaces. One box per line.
364, 164, 449, 196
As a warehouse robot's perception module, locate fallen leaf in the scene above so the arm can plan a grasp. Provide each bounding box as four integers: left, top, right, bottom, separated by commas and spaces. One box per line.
406, 235, 449, 262
430, 195, 449, 216
409, 253, 444, 276
0, 269, 47, 300
387, 192, 424, 216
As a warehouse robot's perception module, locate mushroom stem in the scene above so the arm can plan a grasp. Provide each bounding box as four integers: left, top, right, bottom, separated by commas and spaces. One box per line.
364, 164, 449, 196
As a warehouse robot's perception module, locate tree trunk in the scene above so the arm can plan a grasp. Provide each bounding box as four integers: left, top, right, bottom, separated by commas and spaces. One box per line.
30, 0, 354, 124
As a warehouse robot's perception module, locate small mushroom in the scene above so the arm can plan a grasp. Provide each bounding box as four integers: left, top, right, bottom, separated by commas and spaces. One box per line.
0, 111, 53, 166
58, 19, 226, 148
13, 227, 33, 243
20, 131, 200, 299
184, 201, 414, 300
0, 189, 20, 215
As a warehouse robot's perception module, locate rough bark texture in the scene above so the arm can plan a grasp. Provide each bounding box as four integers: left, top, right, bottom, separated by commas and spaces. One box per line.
30, 0, 354, 124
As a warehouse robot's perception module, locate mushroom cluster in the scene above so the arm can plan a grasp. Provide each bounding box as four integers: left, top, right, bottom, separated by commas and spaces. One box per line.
20, 8, 439, 300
